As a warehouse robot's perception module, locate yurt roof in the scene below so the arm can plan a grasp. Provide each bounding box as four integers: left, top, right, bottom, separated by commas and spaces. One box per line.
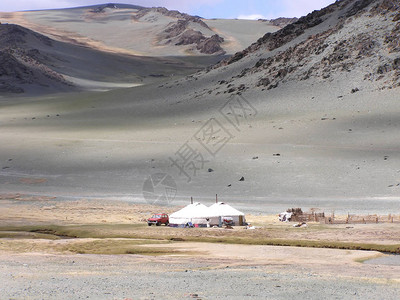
209, 202, 244, 216
170, 202, 211, 218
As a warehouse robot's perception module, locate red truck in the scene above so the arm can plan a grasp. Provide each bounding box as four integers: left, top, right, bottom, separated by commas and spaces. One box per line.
147, 213, 169, 226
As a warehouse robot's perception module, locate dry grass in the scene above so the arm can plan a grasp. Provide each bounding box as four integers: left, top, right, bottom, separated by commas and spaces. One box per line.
59, 239, 182, 255
0, 231, 60, 239
0, 237, 194, 255
1, 201, 399, 254
1, 224, 399, 254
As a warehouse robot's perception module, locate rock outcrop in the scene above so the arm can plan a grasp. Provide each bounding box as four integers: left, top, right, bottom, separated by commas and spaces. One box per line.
196, 34, 225, 55
132, 6, 225, 55
215, 0, 400, 91
0, 24, 72, 93
268, 17, 299, 28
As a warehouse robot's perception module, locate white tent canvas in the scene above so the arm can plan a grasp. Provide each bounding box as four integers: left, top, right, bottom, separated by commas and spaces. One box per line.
169, 202, 219, 226
208, 202, 246, 226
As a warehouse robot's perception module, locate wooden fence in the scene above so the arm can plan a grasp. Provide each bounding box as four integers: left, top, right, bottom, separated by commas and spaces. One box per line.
285, 208, 400, 224
322, 213, 400, 224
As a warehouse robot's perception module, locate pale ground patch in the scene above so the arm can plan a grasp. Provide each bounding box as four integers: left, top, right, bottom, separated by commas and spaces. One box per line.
63, 75, 142, 91
1, 200, 399, 298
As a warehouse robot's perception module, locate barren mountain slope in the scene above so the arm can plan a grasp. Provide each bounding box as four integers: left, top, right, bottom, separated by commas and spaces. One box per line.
0, 3, 281, 56
209, 0, 400, 93
0, 24, 73, 94
0, 23, 220, 94
0, 0, 399, 213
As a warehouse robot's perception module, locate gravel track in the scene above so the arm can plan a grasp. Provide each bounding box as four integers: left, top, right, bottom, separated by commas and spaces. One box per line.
1, 253, 400, 300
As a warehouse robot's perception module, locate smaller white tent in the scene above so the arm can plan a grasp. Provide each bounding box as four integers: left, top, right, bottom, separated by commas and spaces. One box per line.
169, 202, 219, 226
208, 202, 246, 226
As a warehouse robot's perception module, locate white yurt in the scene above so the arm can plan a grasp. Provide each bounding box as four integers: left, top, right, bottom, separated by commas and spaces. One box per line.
208, 202, 246, 226
169, 202, 219, 227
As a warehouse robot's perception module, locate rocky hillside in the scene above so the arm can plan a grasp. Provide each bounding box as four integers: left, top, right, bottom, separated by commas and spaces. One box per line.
131, 8, 297, 55
0, 24, 72, 94
268, 17, 299, 28
135, 8, 226, 55
213, 0, 400, 94
0, 4, 280, 57
0, 22, 216, 94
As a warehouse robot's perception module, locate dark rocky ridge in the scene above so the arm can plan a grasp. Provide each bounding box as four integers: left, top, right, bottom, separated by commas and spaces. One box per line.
0, 52, 28, 93
266, 17, 299, 28
132, 6, 211, 29
0, 24, 72, 93
218, 1, 342, 67
0, 24, 53, 47
213, 0, 400, 92
132, 6, 225, 55
0, 21, 208, 95
196, 34, 225, 54
175, 29, 205, 46
218, 0, 396, 67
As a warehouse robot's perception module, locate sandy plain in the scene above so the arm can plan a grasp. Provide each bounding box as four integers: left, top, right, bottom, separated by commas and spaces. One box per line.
1, 2, 400, 298
0, 198, 399, 299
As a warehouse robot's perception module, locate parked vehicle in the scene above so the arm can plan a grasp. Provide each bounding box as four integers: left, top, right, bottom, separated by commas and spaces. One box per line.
222, 217, 234, 226
147, 213, 169, 226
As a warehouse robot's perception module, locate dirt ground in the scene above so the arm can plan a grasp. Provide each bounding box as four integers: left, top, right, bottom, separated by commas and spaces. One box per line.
1, 196, 400, 299
1, 195, 400, 246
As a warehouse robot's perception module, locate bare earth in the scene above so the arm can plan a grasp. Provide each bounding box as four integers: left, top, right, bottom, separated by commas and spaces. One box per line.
0, 198, 399, 299
1, 2, 400, 299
